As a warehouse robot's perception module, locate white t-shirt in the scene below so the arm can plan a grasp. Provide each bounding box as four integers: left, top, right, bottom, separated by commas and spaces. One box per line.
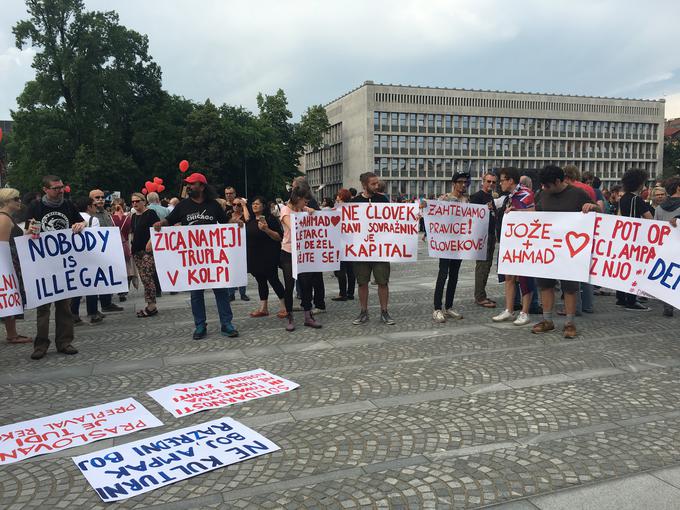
80, 212, 100, 227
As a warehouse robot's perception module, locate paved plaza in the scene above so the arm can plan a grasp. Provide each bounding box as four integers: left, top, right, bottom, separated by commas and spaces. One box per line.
1, 246, 680, 509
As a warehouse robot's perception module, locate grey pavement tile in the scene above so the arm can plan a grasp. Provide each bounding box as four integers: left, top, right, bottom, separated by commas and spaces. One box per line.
529, 474, 680, 510
652, 466, 680, 489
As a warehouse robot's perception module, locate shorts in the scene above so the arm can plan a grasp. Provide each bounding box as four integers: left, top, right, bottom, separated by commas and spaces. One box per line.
536, 278, 579, 294
354, 261, 390, 286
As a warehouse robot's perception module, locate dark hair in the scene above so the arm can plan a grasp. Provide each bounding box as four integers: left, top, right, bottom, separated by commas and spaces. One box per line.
42, 175, 61, 188
349, 187, 357, 197
592, 176, 602, 189
74, 196, 94, 213
359, 172, 378, 186
289, 187, 311, 205
322, 197, 334, 208
539, 165, 565, 186
581, 171, 594, 183
610, 184, 622, 194
250, 195, 271, 218
203, 184, 218, 201
337, 188, 352, 202
22, 191, 40, 206
664, 176, 680, 196
499, 167, 520, 185
621, 168, 648, 193
563, 165, 580, 181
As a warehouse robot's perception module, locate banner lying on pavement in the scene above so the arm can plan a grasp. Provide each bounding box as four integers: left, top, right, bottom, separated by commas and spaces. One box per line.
0, 398, 162, 465
73, 417, 279, 502
147, 369, 300, 418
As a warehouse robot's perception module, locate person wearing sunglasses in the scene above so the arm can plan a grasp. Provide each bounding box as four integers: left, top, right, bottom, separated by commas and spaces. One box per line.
470, 172, 499, 308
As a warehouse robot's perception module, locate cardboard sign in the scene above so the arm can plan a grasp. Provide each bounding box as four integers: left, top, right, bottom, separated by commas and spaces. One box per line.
0, 242, 24, 317
151, 224, 247, 291
73, 417, 279, 502
498, 211, 596, 281
291, 211, 342, 278
148, 369, 300, 418
638, 225, 680, 309
423, 200, 489, 260
0, 398, 162, 465
340, 203, 419, 262
591, 214, 675, 294
15, 227, 128, 309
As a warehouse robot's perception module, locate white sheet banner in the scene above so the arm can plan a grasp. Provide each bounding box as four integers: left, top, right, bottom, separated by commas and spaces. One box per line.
589, 214, 674, 295
15, 227, 128, 309
148, 369, 300, 418
340, 203, 419, 262
0, 398, 162, 465
73, 417, 279, 502
0, 242, 24, 317
291, 211, 342, 278
498, 211, 596, 281
423, 200, 489, 260
638, 224, 680, 309
151, 224, 247, 291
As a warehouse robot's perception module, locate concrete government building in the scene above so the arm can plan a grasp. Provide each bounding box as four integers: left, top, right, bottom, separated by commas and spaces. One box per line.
301, 82, 665, 199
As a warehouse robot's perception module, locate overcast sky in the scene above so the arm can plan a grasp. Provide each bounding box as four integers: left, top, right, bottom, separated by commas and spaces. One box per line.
2, 0, 680, 121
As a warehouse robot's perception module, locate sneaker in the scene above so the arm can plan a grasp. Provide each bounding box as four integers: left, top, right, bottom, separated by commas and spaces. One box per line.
625, 302, 650, 312
353, 310, 369, 325
380, 310, 396, 325
229, 294, 236, 302
73, 316, 83, 326
193, 324, 207, 340
492, 309, 515, 322
89, 314, 103, 325
432, 309, 446, 323
58, 344, 78, 355
102, 304, 124, 312
444, 309, 463, 320
95, 311, 106, 320
221, 324, 239, 338
563, 323, 577, 339
313, 308, 326, 314
31, 346, 48, 360
240, 294, 250, 301
531, 320, 555, 334
331, 296, 348, 302
513, 312, 530, 326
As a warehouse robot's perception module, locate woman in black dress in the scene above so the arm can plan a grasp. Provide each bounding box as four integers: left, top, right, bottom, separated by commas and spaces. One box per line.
246, 196, 286, 318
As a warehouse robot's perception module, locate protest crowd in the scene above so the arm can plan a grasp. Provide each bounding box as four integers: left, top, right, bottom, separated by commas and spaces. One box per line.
1, 164, 678, 361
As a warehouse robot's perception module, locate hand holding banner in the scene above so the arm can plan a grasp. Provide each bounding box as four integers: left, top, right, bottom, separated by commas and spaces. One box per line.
423, 200, 489, 260
151, 224, 247, 291
340, 203, 419, 262
498, 211, 596, 281
15, 227, 128, 308
291, 210, 342, 278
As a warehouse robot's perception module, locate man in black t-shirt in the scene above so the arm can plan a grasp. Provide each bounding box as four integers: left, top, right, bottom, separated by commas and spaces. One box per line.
155, 173, 239, 339
470, 171, 498, 307
25, 175, 85, 360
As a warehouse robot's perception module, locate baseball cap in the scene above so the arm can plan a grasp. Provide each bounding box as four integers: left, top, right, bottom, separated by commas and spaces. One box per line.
184, 172, 207, 184
452, 171, 471, 182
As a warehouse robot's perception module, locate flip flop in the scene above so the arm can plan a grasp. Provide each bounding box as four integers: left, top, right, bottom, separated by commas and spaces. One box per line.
7, 335, 32, 344
476, 299, 496, 308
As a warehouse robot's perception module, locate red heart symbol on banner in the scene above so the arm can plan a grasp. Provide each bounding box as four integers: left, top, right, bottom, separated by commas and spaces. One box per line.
565, 232, 590, 257
330, 216, 340, 227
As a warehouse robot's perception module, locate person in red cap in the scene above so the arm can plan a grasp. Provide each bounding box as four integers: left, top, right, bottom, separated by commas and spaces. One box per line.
153, 173, 239, 339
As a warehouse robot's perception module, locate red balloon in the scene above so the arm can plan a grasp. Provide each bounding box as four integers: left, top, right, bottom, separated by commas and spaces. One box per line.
0, 127, 3, 143
64, 185, 71, 193
179, 160, 189, 173
142, 188, 148, 195
153, 177, 162, 184
157, 184, 165, 193
145, 181, 154, 191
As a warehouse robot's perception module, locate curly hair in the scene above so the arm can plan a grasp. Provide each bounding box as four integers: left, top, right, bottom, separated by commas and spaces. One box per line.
621, 168, 648, 193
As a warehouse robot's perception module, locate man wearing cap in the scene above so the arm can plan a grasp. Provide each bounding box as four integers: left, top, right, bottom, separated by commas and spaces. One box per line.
428, 171, 470, 323
153, 173, 239, 339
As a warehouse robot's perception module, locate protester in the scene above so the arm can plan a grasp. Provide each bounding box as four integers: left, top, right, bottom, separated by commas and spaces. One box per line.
246, 197, 287, 318
492, 167, 536, 326
430, 171, 470, 323
70, 196, 105, 325
130, 192, 160, 318
582, 173, 606, 213
111, 198, 136, 302
154, 173, 239, 339
279, 188, 322, 331
0, 188, 31, 344
563, 165, 597, 202
332, 189, 356, 302
224, 186, 237, 216
470, 171, 498, 308
351, 172, 395, 325
167, 197, 180, 212
227, 197, 250, 302
146, 191, 168, 220
25, 175, 84, 359
531, 165, 598, 338
616, 168, 653, 311
89, 189, 125, 314
649, 186, 668, 216
653, 176, 680, 317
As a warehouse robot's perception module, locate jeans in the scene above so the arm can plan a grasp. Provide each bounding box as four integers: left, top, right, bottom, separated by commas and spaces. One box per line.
70, 295, 99, 317
334, 261, 356, 298
280, 251, 313, 313
474, 236, 496, 302
577, 283, 594, 313
310, 272, 326, 309
190, 288, 233, 328
433, 259, 462, 310
99, 294, 112, 307
227, 286, 247, 299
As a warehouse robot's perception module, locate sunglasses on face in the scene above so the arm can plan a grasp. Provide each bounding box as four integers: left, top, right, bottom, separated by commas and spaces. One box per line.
131, 199, 143, 204
93, 196, 104, 200
49, 186, 65, 191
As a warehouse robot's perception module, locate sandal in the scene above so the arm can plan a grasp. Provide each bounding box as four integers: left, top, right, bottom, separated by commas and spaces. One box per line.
136, 307, 158, 318
7, 335, 33, 344
476, 299, 497, 308
249, 310, 269, 318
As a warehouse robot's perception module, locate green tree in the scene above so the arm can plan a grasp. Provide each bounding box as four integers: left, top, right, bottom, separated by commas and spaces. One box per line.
7, 0, 163, 193
663, 137, 680, 178
298, 104, 330, 152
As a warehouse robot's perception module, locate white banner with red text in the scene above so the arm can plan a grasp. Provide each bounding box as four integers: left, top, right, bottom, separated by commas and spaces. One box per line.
291, 211, 342, 278
423, 200, 489, 260
0, 242, 24, 317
